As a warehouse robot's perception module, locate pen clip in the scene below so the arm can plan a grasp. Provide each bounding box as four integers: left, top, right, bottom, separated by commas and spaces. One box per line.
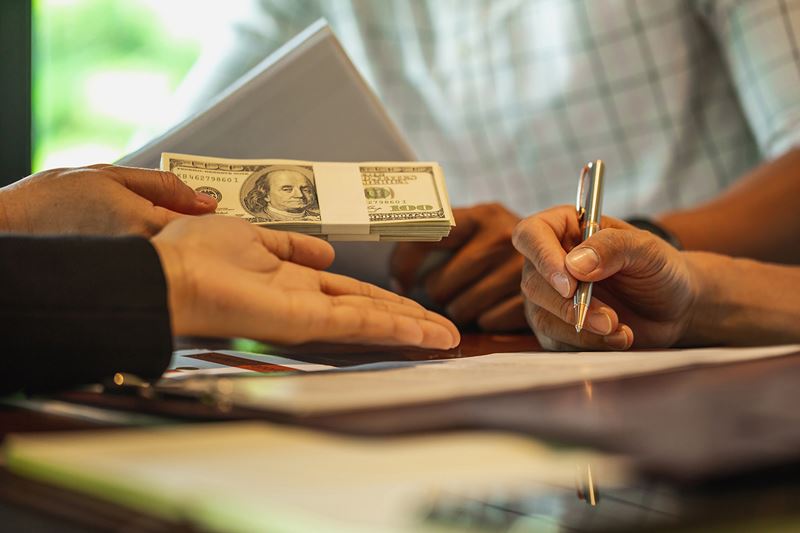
575, 163, 592, 223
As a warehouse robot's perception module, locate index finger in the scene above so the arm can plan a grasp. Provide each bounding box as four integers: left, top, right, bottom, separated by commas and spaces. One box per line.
316, 270, 461, 344
258, 228, 335, 270
105, 165, 217, 215
321, 294, 461, 349
512, 206, 580, 298
318, 270, 424, 309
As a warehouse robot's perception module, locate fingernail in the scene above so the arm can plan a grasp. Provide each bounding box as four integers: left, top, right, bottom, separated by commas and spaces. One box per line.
566, 248, 599, 274
587, 311, 613, 335
604, 329, 629, 349
195, 192, 217, 207
550, 272, 571, 298
450, 333, 461, 349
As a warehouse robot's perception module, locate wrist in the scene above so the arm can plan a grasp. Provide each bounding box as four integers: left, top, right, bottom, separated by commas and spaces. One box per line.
681, 252, 728, 346
151, 239, 192, 336
681, 252, 800, 346
625, 217, 683, 249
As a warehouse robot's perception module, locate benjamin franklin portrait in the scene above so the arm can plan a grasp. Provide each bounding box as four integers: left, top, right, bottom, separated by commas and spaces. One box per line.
240, 165, 321, 221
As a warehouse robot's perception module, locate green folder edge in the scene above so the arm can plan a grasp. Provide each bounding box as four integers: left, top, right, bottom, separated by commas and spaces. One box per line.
5, 443, 356, 533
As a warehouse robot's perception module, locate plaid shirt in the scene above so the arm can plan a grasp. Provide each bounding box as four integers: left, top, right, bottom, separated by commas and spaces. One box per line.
177, 0, 800, 217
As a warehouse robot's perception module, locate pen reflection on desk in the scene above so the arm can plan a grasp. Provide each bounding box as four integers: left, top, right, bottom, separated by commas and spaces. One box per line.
574, 160, 605, 333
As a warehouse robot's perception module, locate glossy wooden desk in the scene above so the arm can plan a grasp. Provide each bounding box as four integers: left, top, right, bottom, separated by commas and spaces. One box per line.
2, 333, 800, 531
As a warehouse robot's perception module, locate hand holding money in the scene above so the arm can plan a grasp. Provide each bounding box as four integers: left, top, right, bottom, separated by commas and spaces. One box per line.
161, 153, 455, 241
0, 164, 217, 237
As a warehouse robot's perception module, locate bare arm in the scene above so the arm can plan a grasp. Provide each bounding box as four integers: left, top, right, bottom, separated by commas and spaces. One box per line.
658, 147, 800, 264
686, 252, 800, 346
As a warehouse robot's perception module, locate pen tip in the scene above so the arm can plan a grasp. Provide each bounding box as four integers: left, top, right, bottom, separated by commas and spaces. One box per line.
575, 303, 588, 333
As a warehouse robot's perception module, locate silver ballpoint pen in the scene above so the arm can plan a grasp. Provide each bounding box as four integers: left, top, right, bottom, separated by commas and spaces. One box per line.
574, 160, 605, 333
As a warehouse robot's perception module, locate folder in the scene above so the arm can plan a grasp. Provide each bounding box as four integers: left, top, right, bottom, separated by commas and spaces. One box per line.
119, 19, 414, 287
118, 19, 414, 168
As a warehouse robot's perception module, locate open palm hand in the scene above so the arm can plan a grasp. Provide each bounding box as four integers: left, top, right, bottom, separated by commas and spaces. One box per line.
153, 216, 460, 349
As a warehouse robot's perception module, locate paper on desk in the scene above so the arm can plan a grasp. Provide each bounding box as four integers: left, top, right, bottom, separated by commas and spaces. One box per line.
176, 345, 800, 415
5, 422, 630, 532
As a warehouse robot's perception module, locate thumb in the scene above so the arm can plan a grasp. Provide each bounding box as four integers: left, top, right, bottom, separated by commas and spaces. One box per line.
258, 228, 335, 270
565, 228, 668, 282
109, 166, 217, 215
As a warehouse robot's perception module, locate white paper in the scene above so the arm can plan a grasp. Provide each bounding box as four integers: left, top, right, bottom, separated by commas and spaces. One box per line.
118, 20, 414, 169
201, 345, 800, 415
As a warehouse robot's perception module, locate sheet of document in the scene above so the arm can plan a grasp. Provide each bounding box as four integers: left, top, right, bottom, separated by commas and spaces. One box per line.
175, 345, 800, 415
5, 422, 630, 532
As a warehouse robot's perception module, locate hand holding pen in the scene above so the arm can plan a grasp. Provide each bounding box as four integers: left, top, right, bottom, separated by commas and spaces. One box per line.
512, 160, 698, 350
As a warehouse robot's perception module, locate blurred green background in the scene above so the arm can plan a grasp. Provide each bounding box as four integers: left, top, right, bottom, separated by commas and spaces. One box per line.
33, 0, 217, 171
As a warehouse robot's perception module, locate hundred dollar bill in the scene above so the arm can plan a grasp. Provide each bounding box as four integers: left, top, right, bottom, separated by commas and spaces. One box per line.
161, 153, 455, 241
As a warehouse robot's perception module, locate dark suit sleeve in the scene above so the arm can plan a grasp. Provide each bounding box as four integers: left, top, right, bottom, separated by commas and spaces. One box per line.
0, 235, 173, 394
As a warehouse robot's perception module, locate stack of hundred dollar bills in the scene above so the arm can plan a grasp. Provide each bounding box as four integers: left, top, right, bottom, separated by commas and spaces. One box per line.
161, 153, 455, 241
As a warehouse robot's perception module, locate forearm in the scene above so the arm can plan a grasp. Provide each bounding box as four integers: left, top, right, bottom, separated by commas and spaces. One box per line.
658, 147, 800, 264
683, 252, 800, 346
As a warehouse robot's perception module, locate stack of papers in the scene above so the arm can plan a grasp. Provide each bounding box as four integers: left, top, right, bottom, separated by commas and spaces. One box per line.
160, 345, 800, 415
